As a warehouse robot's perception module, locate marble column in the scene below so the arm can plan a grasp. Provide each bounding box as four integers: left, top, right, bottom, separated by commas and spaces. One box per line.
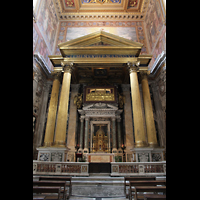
112, 117, 117, 153
66, 84, 80, 161
117, 117, 122, 149
121, 84, 134, 153
83, 116, 89, 153
151, 82, 166, 148
141, 71, 158, 147
43, 72, 61, 147
79, 116, 84, 151
127, 62, 147, 148
54, 62, 73, 147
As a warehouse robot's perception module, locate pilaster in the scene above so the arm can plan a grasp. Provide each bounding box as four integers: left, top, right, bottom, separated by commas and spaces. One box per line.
66, 84, 80, 162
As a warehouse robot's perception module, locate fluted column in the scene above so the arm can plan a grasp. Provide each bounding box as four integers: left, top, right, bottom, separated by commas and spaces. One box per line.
83, 116, 89, 153
112, 117, 117, 153
43, 72, 61, 147
54, 62, 73, 147
117, 117, 122, 149
141, 71, 158, 147
79, 116, 84, 150
127, 62, 147, 147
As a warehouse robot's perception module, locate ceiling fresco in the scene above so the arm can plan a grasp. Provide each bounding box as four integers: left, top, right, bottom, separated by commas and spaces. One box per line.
54, 0, 149, 20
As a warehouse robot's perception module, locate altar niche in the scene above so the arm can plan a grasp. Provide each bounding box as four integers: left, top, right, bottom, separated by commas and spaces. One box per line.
90, 121, 111, 153
92, 125, 108, 153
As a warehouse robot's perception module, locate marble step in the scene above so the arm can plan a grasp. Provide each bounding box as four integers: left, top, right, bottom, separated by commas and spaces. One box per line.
72, 176, 124, 181
71, 176, 124, 186
69, 197, 126, 200
71, 185, 125, 198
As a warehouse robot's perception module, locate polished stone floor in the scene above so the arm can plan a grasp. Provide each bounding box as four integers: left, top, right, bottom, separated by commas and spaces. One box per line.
33, 175, 166, 200
70, 185, 125, 198
70, 176, 126, 199
69, 197, 126, 200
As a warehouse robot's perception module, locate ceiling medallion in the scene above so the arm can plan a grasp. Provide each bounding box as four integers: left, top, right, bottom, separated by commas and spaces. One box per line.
65, 0, 74, 7
83, 0, 121, 4
129, 0, 138, 7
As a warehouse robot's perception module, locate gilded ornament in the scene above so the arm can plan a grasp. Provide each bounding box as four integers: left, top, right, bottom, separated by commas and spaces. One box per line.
118, 93, 125, 108
74, 93, 83, 108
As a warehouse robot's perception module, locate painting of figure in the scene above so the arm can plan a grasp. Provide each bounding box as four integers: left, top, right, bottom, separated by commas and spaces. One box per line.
66, 27, 137, 42
145, 0, 164, 52
37, 0, 58, 54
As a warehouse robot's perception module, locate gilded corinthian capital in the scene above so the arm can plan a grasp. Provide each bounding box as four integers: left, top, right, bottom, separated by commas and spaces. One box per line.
127, 61, 140, 73
61, 62, 74, 73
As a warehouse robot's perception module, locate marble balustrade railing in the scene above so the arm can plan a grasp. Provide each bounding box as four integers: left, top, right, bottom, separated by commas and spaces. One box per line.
33, 161, 89, 176
111, 161, 166, 176
33, 160, 166, 176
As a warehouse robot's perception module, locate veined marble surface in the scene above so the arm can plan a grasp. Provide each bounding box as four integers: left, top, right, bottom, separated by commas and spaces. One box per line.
71, 185, 124, 197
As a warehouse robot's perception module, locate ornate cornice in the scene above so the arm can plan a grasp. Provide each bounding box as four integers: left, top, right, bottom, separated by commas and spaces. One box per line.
33, 52, 52, 79
53, 0, 149, 21
58, 13, 145, 21
150, 51, 166, 76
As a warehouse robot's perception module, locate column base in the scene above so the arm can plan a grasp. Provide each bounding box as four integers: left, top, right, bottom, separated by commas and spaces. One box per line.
148, 142, 159, 148
134, 141, 148, 148
43, 142, 53, 147
53, 141, 66, 148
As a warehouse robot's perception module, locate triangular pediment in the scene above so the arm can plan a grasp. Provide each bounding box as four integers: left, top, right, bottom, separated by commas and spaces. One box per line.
82, 103, 118, 110
58, 30, 143, 48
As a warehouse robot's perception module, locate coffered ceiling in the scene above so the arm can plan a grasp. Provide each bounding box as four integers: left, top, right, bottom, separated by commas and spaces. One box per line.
53, 0, 149, 20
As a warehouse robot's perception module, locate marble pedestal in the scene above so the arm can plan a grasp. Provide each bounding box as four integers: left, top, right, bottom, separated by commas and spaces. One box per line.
37, 147, 68, 162
134, 147, 165, 162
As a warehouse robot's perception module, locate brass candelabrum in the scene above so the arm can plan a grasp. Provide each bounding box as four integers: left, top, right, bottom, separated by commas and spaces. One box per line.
121, 144, 126, 162
75, 144, 80, 152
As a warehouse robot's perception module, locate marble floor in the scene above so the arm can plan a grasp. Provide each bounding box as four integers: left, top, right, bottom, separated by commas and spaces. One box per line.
33, 175, 166, 200
69, 176, 126, 200
69, 197, 126, 200
70, 186, 125, 199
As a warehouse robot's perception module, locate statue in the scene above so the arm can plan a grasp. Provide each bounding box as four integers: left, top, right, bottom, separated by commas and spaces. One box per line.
118, 93, 125, 108
74, 93, 83, 109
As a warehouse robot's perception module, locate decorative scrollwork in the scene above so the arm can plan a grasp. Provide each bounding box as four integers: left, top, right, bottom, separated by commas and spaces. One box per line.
74, 93, 83, 109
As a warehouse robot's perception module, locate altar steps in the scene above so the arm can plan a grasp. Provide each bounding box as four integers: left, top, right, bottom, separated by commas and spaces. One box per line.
72, 176, 124, 186
71, 176, 125, 198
